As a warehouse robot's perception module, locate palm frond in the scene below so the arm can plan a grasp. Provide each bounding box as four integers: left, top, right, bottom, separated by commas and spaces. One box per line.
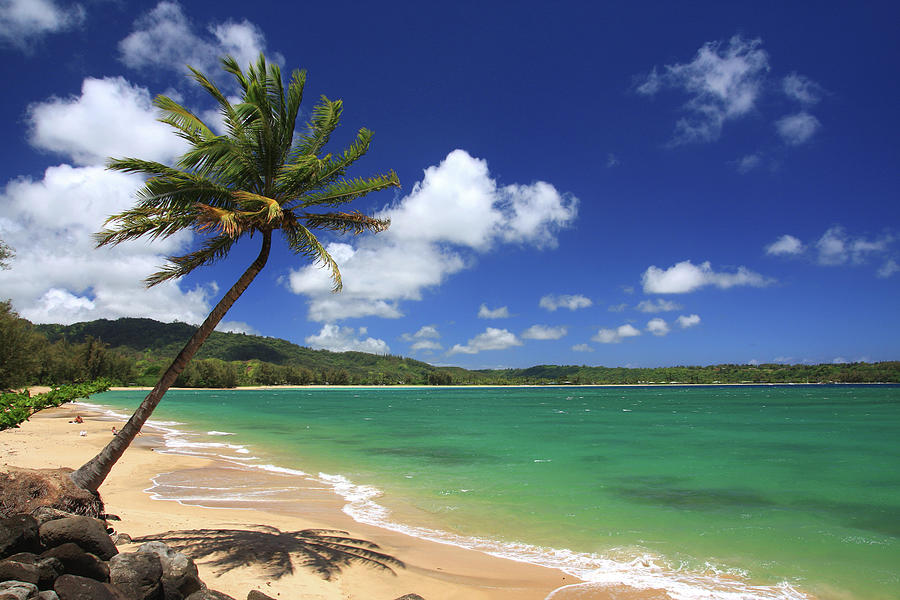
295, 96, 342, 158
290, 171, 400, 209
144, 234, 237, 287
281, 223, 342, 292
303, 210, 390, 235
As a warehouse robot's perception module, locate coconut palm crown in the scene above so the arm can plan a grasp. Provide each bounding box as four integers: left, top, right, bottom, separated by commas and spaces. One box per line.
70, 54, 398, 492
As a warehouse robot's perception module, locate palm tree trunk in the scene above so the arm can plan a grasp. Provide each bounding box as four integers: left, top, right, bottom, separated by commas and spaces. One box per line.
70, 232, 272, 492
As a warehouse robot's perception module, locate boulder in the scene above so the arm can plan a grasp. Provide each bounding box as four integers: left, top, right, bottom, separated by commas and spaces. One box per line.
108, 552, 163, 600
53, 574, 126, 600
0, 515, 40, 558
40, 543, 108, 582
0, 580, 38, 600
395, 595, 426, 600
39, 517, 117, 560
110, 533, 132, 546
0, 559, 40, 585
246, 592, 276, 600
184, 591, 236, 600
35, 592, 60, 600
137, 542, 202, 600
34, 557, 64, 590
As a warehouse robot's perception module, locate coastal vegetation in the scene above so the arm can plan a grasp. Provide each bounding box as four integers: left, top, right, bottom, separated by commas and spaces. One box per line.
0, 379, 111, 431
68, 53, 399, 493
9, 312, 900, 387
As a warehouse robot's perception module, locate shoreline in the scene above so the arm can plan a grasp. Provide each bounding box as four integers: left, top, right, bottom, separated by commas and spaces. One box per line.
1, 403, 594, 600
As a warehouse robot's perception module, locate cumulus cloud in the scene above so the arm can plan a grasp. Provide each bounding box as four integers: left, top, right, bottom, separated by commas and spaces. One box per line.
119, 1, 279, 75
572, 343, 594, 352
815, 226, 893, 266
0, 163, 219, 325
401, 325, 443, 351
539, 293, 592, 312
448, 327, 522, 355
608, 303, 628, 312
776, 112, 821, 145
782, 73, 823, 105
636, 298, 681, 313
636, 35, 769, 143
521, 325, 567, 340
642, 260, 772, 294
592, 324, 641, 344
305, 324, 389, 354
765, 234, 805, 256
646, 318, 670, 336
478, 304, 510, 319
676, 314, 701, 329
288, 150, 578, 321
217, 321, 259, 335
0, 0, 84, 49
28, 77, 188, 166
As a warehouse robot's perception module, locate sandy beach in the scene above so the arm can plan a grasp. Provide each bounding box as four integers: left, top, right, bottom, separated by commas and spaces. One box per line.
0, 402, 588, 600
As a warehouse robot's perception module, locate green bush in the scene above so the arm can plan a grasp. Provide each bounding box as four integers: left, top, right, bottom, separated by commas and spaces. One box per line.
0, 379, 112, 431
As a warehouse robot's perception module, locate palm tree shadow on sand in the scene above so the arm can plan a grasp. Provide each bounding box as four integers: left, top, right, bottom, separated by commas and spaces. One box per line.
134, 526, 405, 581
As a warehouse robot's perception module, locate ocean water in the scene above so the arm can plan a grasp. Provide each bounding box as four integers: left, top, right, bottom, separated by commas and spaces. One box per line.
89, 385, 900, 600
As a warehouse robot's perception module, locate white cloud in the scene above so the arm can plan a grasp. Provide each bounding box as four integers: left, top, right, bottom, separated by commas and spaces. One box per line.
0, 0, 84, 49
877, 259, 899, 279
676, 314, 701, 329
765, 234, 805, 256
28, 77, 188, 166
592, 324, 641, 344
216, 321, 259, 335
402, 325, 443, 351
776, 112, 821, 146
642, 260, 772, 294
782, 73, 823, 105
635, 298, 681, 313
521, 325, 567, 340
815, 226, 893, 266
305, 324, 390, 354
646, 318, 670, 336
478, 304, 510, 319
0, 164, 217, 325
539, 293, 592, 311
636, 35, 769, 143
606, 153, 620, 168
735, 153, 762, 173
448, 327, 522, 355
118, 1, 278, 75
288, 150, 578, 321
608, 303, 628, 312
572, 343, 594, 352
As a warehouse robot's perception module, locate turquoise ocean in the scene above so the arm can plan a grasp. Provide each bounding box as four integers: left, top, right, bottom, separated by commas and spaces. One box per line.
87, 385, 899, 600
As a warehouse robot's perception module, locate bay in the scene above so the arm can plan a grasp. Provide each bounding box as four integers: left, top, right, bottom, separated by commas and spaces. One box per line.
91, 385, 900, 600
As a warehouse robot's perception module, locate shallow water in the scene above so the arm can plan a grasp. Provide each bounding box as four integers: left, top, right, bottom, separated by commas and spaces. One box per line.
91, 385, 900, 600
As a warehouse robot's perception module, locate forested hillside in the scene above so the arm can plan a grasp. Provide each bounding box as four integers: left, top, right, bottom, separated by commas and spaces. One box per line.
4, 310, 897, 388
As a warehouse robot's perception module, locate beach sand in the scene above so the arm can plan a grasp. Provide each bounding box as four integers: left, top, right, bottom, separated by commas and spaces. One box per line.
0, 403, 601, 600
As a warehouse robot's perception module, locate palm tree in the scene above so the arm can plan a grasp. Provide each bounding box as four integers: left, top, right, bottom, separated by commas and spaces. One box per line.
69, 54, 399, 492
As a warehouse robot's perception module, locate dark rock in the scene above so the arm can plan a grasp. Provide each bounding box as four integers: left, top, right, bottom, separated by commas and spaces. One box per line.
35, 591, 60, 600
2, 553, 36, 564
0, 559, 40, 585
40, 543, 109, 582
395, 595, 426, 600
185, 591, 236, 600
137, 542, 201, 600
35, 557, 64, 590
246, 592, 276, 600
39, 517, 117, 560
54, 574, 126, 600
108, 552, 163, 600
0, 580, 38, 600
111, 533, 132, 546
0, 515, 40, 558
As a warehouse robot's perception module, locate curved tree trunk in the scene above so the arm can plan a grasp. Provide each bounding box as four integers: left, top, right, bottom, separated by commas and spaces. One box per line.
70, 232, 272, 492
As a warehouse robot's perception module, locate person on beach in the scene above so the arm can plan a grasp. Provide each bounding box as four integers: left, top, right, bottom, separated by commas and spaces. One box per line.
69, 415, 83, 424
111, 426, 118, 436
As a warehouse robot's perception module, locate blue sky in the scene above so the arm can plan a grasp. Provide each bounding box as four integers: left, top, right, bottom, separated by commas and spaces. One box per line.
0, 0, 897, 369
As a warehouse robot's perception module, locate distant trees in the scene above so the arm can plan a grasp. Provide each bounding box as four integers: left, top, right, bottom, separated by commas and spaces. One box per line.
0, 301, 45, 391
